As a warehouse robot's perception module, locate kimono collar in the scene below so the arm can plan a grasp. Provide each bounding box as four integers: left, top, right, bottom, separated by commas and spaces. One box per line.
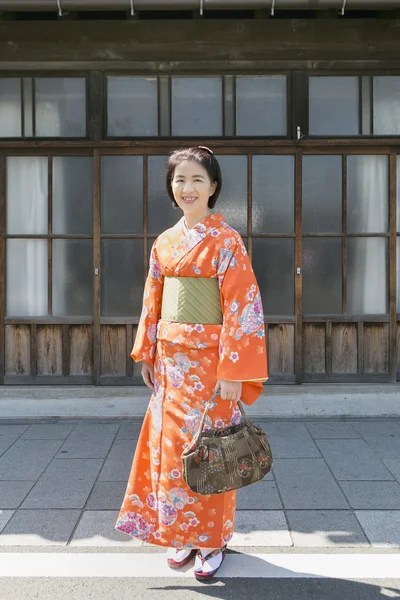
185, 213, 226, 236
165, 213, 227, 274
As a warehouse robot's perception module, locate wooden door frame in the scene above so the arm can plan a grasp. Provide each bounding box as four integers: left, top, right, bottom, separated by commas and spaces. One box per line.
299, 145, 397, 383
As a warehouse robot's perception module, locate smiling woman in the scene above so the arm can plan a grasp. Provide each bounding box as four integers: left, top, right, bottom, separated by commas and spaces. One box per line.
115, 146, 268, 580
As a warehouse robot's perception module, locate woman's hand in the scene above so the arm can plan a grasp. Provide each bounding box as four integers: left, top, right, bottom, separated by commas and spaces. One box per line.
214, 379, 242, 402
141, 361, 155, 391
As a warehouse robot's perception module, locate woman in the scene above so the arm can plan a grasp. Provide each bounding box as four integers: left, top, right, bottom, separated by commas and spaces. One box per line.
115, 146, 268, 580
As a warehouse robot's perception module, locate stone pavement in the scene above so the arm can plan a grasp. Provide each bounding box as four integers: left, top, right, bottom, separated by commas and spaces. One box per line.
1, 416, 400, 549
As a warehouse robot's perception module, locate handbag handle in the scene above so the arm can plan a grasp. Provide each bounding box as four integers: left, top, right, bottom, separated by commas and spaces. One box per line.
188, 390, 255, 451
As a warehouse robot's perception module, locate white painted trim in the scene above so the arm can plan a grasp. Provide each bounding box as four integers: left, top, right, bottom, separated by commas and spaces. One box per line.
1, 553, 400, 579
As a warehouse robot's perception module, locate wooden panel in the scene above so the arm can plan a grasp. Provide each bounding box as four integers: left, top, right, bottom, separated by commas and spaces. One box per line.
268, 324, 294, 375
331, 323, 358, 374
5, 325, 30, 375
363, 323, 389, 373
303, 323, 325, 373
397, 322, 400, 379
37, 325, 62, 375
2, 20, 400, 66
101, 325, 127, 376
69, 325, 93, 376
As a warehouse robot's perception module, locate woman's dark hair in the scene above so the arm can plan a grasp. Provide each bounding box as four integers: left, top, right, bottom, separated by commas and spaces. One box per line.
166, 146, 222, 209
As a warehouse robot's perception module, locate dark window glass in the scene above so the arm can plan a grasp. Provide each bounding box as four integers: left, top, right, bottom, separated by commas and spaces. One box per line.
302, 155, 342, 234
101, 156, 143, 234
101, 239, 144, 317
35, 77, 86, 137
253, 238, 294, 315
171, 77, 222, 136
107, 77, 158, 137
253, 155, 294, 234
309, 76, 359, 136
236, 76, 287, 136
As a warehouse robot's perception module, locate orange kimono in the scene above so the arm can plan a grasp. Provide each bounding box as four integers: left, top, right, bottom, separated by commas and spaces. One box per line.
115, 213, 268, 549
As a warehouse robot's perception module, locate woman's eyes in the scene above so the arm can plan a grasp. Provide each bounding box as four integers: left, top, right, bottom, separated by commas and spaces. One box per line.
175, 179, 202, 183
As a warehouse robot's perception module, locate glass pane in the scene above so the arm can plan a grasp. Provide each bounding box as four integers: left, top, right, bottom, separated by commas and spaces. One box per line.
303, 155, 342, 233
397, 156, 400, 233
236, 76, 287, 136
171, 77, 222, 136
303, 238, 342, 314
6, 157, 48, 235
6, 240, 47, 317
373, 76, 400, 135
253, 239, 294, 315
101, 240, 144, 317
347, 238, 387, 315
347, 155, 388, 234
397, 238, 400, 313
309, 76, 359, 136
101, 156, 143, 234
216, 155, 247, 235
0, 78, 21, 137
35, 78, 86, 137
148, 155, 179, 235
53, 157, 93, 235
53, 240, 93, 317
107, 77, 158, 137
252, 155, 294, 234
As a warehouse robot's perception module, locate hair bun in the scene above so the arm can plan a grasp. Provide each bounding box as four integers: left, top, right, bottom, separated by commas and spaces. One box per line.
198, 146, 214, 155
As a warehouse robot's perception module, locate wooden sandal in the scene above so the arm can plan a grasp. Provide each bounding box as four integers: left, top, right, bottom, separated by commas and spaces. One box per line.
194, 545, 227, 580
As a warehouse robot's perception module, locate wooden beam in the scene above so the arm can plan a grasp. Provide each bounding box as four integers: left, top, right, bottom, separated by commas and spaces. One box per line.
1, 19, 400, 67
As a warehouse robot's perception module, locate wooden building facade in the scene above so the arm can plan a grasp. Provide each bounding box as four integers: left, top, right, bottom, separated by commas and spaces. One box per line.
1, 4, 400, 385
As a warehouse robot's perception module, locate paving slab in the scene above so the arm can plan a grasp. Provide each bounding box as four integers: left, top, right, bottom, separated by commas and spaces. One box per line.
0, 425, 30, 456
382, 459, 400, 483
69, 510, 142, 547
355, 510, 400, 547
0, 509, 81, 546
20, 424, 76, 440
55, 424, 119, 459
232, 510, 292, 547
0, 439, 63, 481
272, 459, 349, 509
315, 439, 395, 481
85, 481, 127, 510
0, 481, 35, 509
0, 509, 14, 533
286, 510, 370, 547
258, 423, 321, 459
236, 479, 282, 510
116, 421, 144, 440
305, 422, 361, 439
98, 439, 137, 482
20, 459, 104, 509
339, 481, 400, 509
349, 422, 400, 459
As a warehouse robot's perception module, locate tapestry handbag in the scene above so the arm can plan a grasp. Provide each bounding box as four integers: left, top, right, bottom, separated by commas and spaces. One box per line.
181, 391, 273, 495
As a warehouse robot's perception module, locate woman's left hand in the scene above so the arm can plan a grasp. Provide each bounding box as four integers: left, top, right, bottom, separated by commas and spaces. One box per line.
214, 379, 242, 402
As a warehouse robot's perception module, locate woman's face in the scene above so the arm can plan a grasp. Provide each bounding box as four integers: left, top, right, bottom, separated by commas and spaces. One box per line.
171, 160, 217, 218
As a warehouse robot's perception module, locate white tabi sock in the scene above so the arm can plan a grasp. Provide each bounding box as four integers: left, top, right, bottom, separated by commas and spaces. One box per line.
195, 548, 224, 574
167, 547, 193, 562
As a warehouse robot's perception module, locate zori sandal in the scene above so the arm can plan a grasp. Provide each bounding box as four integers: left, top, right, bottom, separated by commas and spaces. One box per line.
194, 545, 227, 580
167, 547, 197, 569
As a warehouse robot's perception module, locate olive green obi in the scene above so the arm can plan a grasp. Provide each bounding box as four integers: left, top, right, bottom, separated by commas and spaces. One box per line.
161, 276, 223, 325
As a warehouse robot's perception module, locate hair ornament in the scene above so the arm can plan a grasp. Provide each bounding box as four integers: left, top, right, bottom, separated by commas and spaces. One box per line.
198, 146, 214, 155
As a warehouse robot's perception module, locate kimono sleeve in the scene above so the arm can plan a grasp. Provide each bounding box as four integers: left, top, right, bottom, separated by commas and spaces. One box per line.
130, 240, 164, 365
216, 237, 268, 405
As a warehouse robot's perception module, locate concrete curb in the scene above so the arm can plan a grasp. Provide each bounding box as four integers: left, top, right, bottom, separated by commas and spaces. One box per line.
0, 384, 399, 419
